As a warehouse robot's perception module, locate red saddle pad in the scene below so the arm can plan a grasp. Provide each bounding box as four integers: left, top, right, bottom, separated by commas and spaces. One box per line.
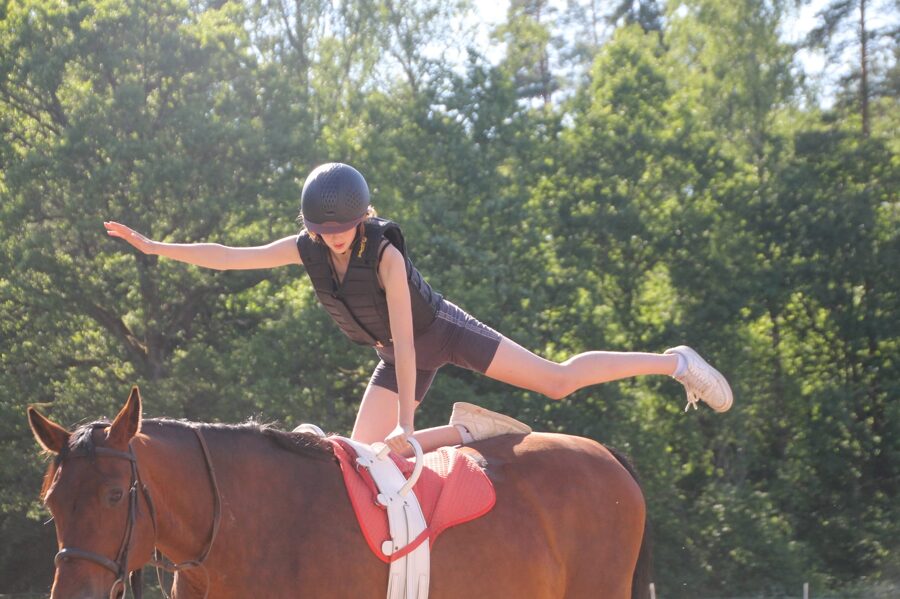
330, 438, 496, 563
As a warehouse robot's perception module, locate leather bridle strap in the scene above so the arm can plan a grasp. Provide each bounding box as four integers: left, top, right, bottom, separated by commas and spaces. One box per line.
53, 426, 222, 599
56, 547, 121, 575
147, 427, 223, 599
54, 445, 143, 599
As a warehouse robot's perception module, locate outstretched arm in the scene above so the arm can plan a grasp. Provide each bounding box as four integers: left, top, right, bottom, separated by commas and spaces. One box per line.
104, 221, 302, 270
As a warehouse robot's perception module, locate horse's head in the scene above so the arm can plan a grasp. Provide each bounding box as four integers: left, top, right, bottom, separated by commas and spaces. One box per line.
28, 387, 156, 599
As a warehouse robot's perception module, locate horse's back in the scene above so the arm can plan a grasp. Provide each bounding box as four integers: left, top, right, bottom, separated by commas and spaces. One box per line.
430, 432, 645, 599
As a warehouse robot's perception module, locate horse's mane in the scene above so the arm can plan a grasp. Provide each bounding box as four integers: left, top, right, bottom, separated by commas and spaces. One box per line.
144, 418, 337, 461
42, 418, 336, 500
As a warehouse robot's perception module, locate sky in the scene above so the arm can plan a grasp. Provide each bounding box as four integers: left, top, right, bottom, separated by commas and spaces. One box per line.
469, 0, 832, 58
466, 0, 868, 106
471, 0, 832, 37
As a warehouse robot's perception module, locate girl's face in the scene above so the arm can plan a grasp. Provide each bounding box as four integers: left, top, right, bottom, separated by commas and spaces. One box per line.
320, 227, 358, 255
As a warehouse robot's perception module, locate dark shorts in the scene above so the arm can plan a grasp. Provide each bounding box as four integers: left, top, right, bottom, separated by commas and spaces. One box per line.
368, 301, 502, 402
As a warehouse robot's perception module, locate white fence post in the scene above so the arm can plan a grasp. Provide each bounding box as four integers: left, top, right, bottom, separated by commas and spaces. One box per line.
803, 582, 809, 599
649, 582, 656, 599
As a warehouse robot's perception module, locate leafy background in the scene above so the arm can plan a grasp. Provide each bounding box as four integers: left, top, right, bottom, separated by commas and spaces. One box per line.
1, 0, 897, 596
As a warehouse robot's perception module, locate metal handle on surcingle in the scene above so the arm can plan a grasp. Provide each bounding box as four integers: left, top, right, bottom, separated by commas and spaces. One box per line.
398, 437, 424, 497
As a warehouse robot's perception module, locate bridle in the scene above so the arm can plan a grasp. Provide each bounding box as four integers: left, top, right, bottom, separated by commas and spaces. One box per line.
53, 424, 222, 599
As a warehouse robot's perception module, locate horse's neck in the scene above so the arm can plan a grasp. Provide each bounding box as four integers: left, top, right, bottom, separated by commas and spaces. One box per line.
138, 423, 342, 567
136, 424, 219, 565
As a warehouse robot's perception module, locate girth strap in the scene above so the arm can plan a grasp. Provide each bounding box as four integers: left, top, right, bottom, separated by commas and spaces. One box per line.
339, 436, 431, 599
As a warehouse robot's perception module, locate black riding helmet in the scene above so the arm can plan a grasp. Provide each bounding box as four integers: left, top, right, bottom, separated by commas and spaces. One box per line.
300, 163, 370, 234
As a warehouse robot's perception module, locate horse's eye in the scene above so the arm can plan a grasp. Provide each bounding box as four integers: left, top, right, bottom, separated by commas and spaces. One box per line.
107, 488, 124, 505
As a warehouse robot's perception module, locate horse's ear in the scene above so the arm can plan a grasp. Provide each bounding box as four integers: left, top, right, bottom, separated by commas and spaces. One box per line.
107, 386, 142, 447
28, 407, 70, 454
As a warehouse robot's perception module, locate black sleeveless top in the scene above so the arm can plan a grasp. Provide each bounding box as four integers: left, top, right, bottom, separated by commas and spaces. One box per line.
296, 218, 443, 347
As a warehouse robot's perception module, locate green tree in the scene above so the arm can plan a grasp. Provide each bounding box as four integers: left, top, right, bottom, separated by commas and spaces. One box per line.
540, 25, 763, 594
0, 0, 286, 587
805, 0, 899, 136
2, 0, 898, 595
772, 124, 900, 581
494, 0, 559, 106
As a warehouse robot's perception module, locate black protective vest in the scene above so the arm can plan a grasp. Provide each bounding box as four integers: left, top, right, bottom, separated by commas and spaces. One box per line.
296, 218, 443, 347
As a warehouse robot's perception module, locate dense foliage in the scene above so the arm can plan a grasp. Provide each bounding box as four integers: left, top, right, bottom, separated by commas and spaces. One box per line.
1, 0, 897, 596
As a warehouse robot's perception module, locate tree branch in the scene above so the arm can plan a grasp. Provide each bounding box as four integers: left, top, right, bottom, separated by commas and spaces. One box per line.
82, 301, 149, 367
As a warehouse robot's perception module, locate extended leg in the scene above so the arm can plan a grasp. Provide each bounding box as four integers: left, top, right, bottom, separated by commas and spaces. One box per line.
484, 337, 733, 411
484, 337, 678, 400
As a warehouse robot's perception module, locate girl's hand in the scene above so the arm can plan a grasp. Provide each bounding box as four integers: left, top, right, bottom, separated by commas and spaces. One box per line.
104, 221, 156, 254
384, 423, 414, 454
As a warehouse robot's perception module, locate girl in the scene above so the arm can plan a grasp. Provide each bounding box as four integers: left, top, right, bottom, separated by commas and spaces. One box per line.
105, 162, 732, 455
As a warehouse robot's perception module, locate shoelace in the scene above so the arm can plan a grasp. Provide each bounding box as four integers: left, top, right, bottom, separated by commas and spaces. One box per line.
684, 391, 700, 412
682, 362, 717, 412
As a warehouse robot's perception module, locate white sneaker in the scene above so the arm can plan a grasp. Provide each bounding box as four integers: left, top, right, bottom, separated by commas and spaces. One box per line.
665, 346, 733, 413
449, 402, 532, 441
292, 423, 326, 436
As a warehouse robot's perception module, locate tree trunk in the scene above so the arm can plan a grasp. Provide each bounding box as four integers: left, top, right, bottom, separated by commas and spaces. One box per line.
860, 0, 869, 136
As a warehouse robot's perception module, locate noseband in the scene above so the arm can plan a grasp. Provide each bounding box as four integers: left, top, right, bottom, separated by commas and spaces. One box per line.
54, 425, 222, 599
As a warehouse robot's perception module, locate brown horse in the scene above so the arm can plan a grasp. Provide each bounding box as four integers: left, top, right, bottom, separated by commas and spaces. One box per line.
29, 387, 650, 599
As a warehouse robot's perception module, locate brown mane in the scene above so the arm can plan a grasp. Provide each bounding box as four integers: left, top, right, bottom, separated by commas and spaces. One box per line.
142, 418, 336, 460
40, 418, 335, 501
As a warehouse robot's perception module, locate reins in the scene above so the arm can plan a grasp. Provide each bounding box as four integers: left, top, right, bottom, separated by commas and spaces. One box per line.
146, 428, 222, 599
54, 425, 222, 599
